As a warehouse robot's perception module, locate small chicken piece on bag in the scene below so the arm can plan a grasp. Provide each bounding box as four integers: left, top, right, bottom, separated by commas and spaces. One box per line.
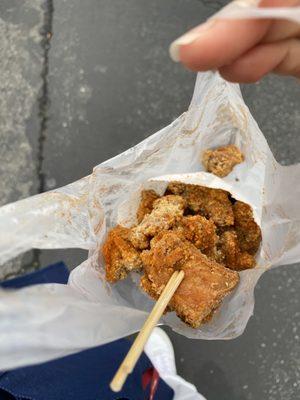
218, 230, 255, 271
233, 201, 262, 255
102, 225, 143, 283
166, 182, 234, 227
136, 189, 160, 223
202, 145, 244, 177
140, 231, 239, 328
130, 195, 186, 250
175, 215, 218, 257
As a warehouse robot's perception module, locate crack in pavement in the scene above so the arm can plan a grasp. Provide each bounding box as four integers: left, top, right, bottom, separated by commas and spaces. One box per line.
31, 0, 54, 270
38, 0, 54, 195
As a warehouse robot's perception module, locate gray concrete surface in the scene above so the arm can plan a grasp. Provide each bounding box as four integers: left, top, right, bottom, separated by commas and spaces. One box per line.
0, 0, 43, 278
0, 0, 299, 398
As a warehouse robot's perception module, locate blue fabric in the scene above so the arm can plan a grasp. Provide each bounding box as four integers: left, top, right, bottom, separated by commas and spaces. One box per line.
0, 263, 174, 400
0, 262, 69, 289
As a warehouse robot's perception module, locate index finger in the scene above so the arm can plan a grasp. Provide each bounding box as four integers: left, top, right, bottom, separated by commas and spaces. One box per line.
169, 0, 294, 72
169, 17, 270, 72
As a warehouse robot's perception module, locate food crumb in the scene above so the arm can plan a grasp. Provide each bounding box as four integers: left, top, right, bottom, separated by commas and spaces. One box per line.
202, 144, 244, 177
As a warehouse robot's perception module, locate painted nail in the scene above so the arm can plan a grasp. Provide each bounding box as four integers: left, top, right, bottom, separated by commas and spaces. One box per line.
169, 20, 216, 62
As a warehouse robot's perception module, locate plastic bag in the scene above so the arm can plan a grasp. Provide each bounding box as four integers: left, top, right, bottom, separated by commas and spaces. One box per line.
213, 0, 300, 23
0, 3, 300, 370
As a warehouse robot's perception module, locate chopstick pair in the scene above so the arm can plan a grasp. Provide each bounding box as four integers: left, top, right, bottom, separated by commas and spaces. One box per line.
110, 270, 185, 392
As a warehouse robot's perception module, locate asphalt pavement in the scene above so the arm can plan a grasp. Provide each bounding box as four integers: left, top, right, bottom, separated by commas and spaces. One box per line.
0, 1, 299, 399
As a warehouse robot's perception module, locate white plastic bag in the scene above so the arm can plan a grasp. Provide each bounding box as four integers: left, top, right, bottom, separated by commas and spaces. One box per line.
0, 3, 299, 370
213, 0, 300, 24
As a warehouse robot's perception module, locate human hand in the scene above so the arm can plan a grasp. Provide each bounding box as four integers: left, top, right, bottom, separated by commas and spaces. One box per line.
169, 0, 300, 82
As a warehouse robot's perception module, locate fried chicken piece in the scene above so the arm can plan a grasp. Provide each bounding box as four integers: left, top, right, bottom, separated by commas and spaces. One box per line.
175, 215, 218, 257
218, 230, 255, 271
166, 182, 234, 227
140, 231, 239, 328
202, 145, 244, 177
102, 225, 142, 283
130, 195, 186, 250
233, 201, 262, 255
136, 190, 160, 223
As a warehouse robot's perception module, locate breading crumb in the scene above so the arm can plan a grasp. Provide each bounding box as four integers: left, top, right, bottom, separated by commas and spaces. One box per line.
203, 145, 244, 177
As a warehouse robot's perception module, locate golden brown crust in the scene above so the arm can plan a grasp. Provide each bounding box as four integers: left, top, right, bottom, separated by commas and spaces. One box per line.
233, 201, 262, 255
102, 225, 142, 283
218, 230, 255, 271
202, 145, 244, 177
175, 215, 218, 257
141, 231, 239, 328
166, 182, 234, 227
136, 190, 160, 223
140, 275, 172, 314
102, 181, 261, 328
130, 195, 186, 250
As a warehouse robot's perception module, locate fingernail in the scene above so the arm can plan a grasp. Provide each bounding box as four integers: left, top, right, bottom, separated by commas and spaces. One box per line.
169, 20, 216, 62
234, 0, 261, 6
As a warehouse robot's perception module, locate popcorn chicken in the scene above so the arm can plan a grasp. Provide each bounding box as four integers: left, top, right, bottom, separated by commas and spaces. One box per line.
175, 215, 218, 257
233, 201, 262, 255
136, 189, 160, 223
102, 225, 142, 283
102, 181, 261, 328
202, 145, 244, 177
130, 195, 186, 250
218, 230, 256, 271
140, 231, 239, 328
166, 182, 234, 227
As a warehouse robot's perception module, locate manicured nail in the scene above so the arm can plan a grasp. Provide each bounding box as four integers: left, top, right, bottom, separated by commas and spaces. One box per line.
169, 20, 216, 62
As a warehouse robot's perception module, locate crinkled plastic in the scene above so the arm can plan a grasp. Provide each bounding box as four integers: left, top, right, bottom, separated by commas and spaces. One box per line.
0, 3, 300, 371
213, 1, 300, 23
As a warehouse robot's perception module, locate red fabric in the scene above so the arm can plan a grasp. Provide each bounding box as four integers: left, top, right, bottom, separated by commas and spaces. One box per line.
142, 367, 160, 400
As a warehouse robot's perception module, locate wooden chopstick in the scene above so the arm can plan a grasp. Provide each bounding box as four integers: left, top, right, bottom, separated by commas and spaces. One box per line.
110, 269, 185, 392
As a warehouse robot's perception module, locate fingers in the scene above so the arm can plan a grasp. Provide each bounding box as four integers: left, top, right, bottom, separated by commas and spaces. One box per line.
260, 0, 299, 6
261, 0, 300, 42
170, 18, 271, 71
169, 0, 300, 79
219, 38, 300, 82
169, 0, 272, 69
263, 20, 300, 43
